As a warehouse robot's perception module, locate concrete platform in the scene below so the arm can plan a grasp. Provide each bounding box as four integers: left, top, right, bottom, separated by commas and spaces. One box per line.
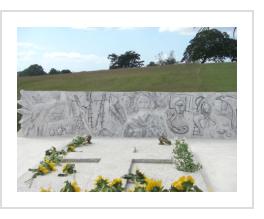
17, 136, 236, 192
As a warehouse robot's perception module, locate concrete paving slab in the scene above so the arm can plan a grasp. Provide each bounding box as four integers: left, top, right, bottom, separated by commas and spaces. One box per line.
17, 136, 236, 192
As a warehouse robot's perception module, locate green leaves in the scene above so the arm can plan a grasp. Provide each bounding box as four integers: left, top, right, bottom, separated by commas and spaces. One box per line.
44, 146, 65, 164
90, 176, 125, 192
123, 169, 146, 184
72, 136, 86, 146
60, 181, 75, 192
58, 164, 77, 177
66, 135, 90, 152
173, 139, 202, 172
181, 28, 237, 63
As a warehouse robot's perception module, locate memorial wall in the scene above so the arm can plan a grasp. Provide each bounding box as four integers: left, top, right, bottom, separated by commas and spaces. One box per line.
18, 91, 237, 138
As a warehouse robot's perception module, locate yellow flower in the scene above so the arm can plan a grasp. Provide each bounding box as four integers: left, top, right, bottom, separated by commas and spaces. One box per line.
62, 164, 68, 172
38, 164, 50, 174
67, 145, 76, 152
71, 180, 81, 192
94, 175, 109, 185
44, 159, 57, 171
186, 175, 195, 184
40, 187, 52, 192
95, 175, 103, 183
172, 180, 184, 190
178, 176, 186, 183
48, 162, 57, 171
110, 178, 122, 187
145, 178, 162, 192
172, 175, 195, 190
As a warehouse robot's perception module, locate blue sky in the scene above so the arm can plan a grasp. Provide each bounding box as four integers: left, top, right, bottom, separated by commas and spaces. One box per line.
17, 27, 234, 72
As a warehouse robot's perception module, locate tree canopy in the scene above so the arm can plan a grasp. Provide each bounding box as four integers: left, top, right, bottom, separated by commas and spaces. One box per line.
61, 69, 72, 74
18, 64, 47, 76
147, 61, 158, 67
147, 51, 177, 67
49, 68, 72, 74
107, 51, 144, 69
49, 68, 61, 75
18, 65, 73, 76
181, 29, 237, 63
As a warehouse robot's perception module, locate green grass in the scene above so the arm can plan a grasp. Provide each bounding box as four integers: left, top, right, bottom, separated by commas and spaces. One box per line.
17, 63, 237, 93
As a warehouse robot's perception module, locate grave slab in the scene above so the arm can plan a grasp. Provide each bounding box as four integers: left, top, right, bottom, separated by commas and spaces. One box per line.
17, 137, 236, 192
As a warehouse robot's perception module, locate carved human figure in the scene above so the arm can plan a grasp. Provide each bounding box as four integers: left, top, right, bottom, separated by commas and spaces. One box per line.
125, 93, 155, 114
213, 95, 237, 137
166, 97, 189, 134
193, 97, 216, 137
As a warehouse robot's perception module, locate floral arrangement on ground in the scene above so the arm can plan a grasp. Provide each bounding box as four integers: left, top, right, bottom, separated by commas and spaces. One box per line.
40, 169, 203, 192
25, 135, 204, 192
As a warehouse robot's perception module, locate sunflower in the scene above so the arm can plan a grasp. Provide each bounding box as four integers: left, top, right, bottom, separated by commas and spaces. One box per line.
62, 164, 68, 173
71, 180, 81, 192
45, 160, 57, 171
110, 178, 123, 187
38, 164, 50, 174
95, 175, 109, 185
95, 175, 103, 183
67, 144, 76, 152
145, 178, 162, 192
171, 175, 195, 191
186, 175, 195, 184
172, 180, 184, 191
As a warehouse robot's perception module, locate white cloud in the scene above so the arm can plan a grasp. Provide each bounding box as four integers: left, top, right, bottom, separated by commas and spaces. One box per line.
115, 27, 136, 30
159, 27, 197, 35
70, 27, 136, 31
17, 50, 36, 61
17, 42, 44, 50
159, 27, 236, 38
43, 51, 107, 64
70, 26, 98, 30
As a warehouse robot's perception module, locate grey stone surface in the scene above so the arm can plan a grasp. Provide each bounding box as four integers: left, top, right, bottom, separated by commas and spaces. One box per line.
18, 91, 237, 138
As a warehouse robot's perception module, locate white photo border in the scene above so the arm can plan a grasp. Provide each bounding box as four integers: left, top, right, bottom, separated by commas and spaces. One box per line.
1, 10, 253, 208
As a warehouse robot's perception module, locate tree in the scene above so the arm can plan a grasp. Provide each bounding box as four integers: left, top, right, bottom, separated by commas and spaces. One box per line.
49, 68, 61, 75
181, 29, 237, 63
197, 27, 237, 39
224, 38, 237, 62
147, 61, 158, 67
155, 51, 177, 66
107, 51, 144, 69
165, 50, 177, 65
156, 52, 166, 66
107, 53, 119, 69
18, 64, 46, 76
61, 69, 72, 74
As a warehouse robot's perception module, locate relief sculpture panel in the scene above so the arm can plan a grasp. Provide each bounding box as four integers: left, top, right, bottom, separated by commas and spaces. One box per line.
18, 91, 237, 138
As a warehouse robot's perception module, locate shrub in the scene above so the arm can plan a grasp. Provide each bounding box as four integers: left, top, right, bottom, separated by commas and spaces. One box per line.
172, 139, 202, 172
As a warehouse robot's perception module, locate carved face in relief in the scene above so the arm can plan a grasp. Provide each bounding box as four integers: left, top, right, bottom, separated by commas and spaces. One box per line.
174, 99, 186, 114
136, 95, 151, 110
201, 102, 212, 116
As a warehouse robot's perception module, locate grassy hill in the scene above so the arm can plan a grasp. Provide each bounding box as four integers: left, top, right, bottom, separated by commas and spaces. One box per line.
17, 62, 236, 131
17, 63, 237, 93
